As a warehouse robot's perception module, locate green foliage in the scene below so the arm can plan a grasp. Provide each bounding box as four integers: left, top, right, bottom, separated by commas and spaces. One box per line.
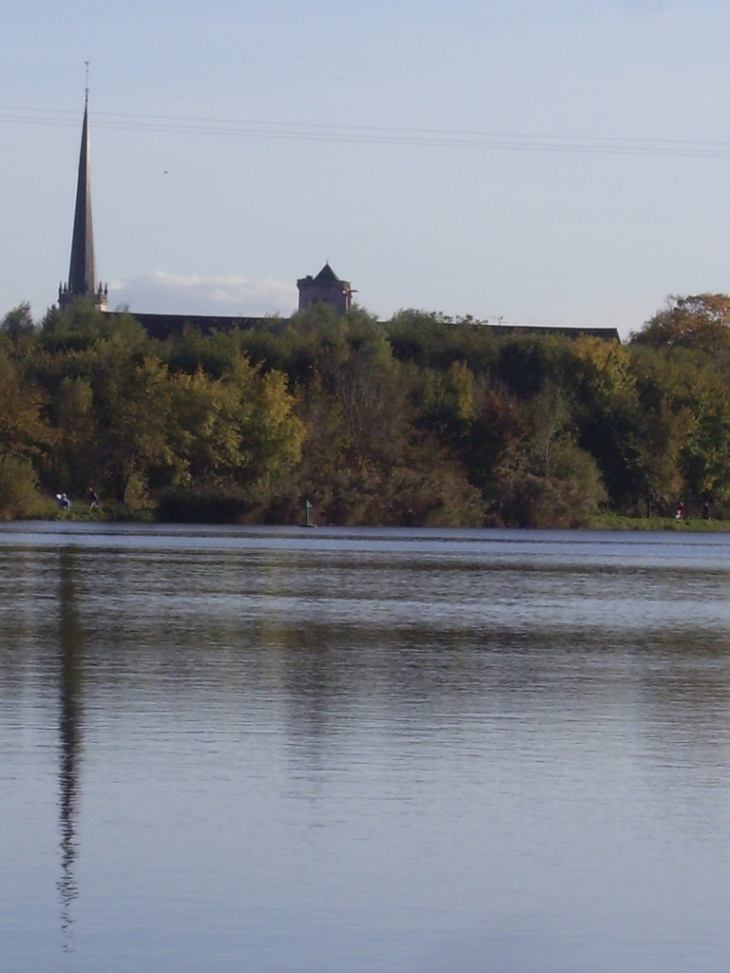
7, 293, 730, 526
23, 304, 303, 513
0, 455, 44, 520
386, 310, 498, 375
502, 440, 606, 528
163, 325, 241, 379
0, 349, 49, 462
497, 335, 568, 399
631, 294, 730, 352
1, 303, 36, 345
40, 302, 147, 353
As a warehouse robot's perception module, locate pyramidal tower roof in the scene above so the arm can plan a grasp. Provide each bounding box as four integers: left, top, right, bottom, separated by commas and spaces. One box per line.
313, 262, 340, 283
58, 91, 107, 310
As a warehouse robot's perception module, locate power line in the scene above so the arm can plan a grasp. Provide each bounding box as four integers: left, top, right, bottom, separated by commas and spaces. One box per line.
2, 104, 730, 158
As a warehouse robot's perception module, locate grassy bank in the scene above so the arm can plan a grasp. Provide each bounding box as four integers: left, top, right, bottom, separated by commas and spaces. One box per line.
9, 502, 730, 531
20, 500, 154, 523
589, 513, 730, 532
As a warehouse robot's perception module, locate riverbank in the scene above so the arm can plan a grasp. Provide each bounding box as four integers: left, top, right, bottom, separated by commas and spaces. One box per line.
19, 503, 730, 532
590, 513, 730, 532
26, 500, 154, 523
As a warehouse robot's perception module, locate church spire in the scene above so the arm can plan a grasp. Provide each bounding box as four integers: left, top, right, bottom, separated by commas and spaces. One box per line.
59, 85, 107, 310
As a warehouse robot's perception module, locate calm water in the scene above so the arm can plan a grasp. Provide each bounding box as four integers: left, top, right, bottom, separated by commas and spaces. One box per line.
2, 524, 730, 973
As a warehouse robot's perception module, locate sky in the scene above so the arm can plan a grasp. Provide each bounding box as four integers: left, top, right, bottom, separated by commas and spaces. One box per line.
4, 0, 730, 337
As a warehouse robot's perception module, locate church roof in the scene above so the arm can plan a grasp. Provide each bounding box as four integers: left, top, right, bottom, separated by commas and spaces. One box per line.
66, 97, 97, 299
313, 262, 340, 283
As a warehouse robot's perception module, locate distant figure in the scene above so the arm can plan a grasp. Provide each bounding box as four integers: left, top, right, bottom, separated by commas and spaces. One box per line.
702, 501, 711, 520
675, 500, 686, 520
56, 493, 71, 511
88, 487, 99, 509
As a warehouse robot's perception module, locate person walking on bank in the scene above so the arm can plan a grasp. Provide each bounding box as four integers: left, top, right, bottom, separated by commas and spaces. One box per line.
88, 487, 98, 510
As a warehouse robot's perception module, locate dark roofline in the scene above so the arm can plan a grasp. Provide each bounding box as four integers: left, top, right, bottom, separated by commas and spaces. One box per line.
109, 311, 620, 344
114, 312, 272, 340
488, 324, 621, 342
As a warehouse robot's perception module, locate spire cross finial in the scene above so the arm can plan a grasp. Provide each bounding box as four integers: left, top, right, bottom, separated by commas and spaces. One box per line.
84, 60, 89, 105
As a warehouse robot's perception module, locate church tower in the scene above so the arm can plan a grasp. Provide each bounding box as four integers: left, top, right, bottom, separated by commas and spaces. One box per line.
297, 263, 353, 316
58, 91, 107, 310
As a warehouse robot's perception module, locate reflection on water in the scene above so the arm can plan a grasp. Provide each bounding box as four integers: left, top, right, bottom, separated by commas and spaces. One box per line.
57, 551, 82, 950
1, 525, 730, 972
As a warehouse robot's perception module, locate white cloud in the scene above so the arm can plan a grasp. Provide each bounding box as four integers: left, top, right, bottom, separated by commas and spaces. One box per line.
108, 271, 298, 317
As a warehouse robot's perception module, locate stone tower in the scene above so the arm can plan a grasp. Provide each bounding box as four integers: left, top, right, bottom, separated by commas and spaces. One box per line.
297, 263, 353, 316
58, 93, 107, 310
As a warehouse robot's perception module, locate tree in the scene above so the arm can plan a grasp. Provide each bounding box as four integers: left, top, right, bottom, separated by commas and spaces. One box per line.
224, 355, 305, 494
334, 332, 409, 468
1, 303, 36, 344
91, 348, 172, 503
0, 348, 49, 517
0, 350, 48, 465
52, 377, 99, 495
160, 354, 304, 497
632, 294, 730, 352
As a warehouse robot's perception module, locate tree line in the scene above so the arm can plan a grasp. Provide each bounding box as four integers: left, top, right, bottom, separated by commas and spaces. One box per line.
1, 294, 730, 526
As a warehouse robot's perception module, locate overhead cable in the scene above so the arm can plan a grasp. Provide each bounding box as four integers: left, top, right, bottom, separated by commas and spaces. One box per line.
2, 105, 730, 158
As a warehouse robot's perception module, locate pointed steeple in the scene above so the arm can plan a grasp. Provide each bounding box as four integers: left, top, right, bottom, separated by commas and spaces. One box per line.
59, 90, 107, 310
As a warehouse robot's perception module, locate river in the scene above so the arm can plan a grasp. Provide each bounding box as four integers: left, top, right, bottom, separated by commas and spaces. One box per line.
1, 524, 729, 972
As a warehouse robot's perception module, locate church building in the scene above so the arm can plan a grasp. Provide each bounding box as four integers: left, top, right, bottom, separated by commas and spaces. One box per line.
58, 91, 107, 311
56, 99, 356, 327
56, 103, 620, 342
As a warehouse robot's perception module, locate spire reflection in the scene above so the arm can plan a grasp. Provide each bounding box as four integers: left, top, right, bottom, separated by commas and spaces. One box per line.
57, 550, 83, 950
